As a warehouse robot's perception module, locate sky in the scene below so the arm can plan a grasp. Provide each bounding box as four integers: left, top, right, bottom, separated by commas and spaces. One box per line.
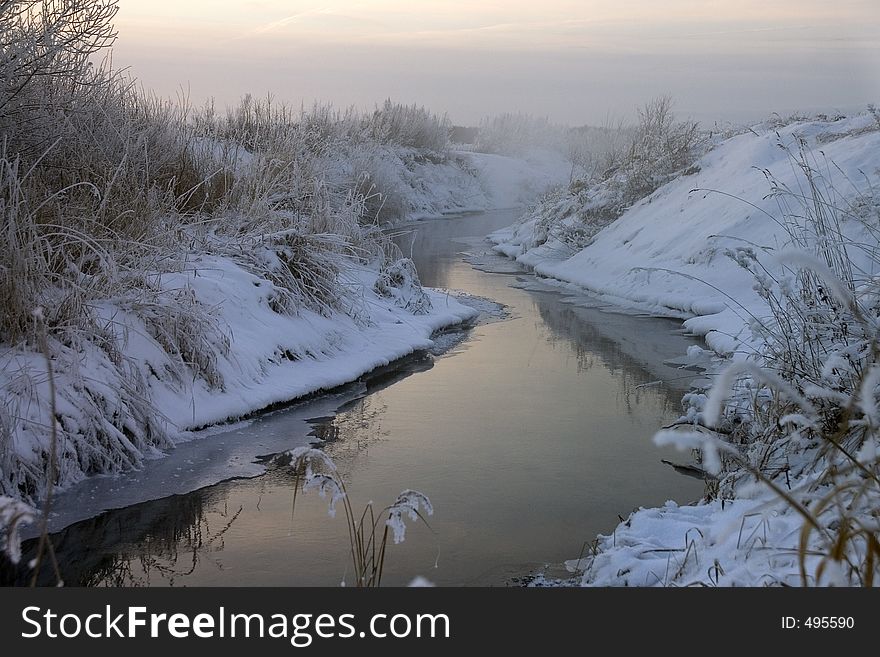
112, 0, 880, 126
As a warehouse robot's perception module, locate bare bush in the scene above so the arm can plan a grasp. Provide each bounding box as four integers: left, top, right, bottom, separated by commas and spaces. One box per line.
618, 95, 703, 204
0, 1, 118, 151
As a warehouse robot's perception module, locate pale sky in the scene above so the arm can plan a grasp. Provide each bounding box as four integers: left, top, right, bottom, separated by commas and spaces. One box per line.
112, 0, 880, 125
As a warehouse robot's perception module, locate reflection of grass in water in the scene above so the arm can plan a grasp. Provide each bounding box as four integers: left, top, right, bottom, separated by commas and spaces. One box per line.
5, 487, 242, 586
310, 395, 391, 482
87, 502, 243, 587
533, 295, 685, 416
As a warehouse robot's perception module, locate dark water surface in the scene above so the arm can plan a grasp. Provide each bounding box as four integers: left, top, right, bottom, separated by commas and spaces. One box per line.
17, 209, 705, 586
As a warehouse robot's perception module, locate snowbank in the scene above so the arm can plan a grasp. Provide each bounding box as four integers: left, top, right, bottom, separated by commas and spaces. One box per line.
0, 142, 566, 508
492, 113, 880, 586
569, 494, 809, 587
492, 114, 880, 356
566, 465, 859, 587
0, 255, 478, 503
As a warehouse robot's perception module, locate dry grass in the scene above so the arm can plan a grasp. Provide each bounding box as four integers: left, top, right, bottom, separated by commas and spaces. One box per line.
0, 1, 455, 505
276, 447, 433, 587
696, 135, 880, 585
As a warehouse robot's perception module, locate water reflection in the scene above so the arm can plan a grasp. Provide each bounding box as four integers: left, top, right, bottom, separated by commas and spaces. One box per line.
391, 209, 526, 291
5, 489, 239, 586
11, 209, 708, 587
529, 288, 695, 413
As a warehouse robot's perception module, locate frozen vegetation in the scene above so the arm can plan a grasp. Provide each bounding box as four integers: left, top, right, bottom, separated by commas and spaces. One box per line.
492, 107, 880, 586
3, 1, 878, 590
0, 0, 567, 539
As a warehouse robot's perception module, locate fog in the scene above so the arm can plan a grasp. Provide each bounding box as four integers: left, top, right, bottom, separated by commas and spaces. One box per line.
113, 0, 879, 125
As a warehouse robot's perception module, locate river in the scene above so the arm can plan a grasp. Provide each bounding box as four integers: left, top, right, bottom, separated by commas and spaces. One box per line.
11, 208, 706, 586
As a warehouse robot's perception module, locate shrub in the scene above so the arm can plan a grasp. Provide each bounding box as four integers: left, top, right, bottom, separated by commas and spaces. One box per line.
618, 95, 703, 204
364, 100, 450, 152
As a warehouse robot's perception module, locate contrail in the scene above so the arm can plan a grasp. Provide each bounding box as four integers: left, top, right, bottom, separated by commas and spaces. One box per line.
247, 6, 332, 37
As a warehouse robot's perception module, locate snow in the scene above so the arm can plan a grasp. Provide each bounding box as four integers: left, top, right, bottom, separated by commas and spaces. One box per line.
491, 114, 880, 357
491, 113, 880, 586
385, 489, 434, 545
567, 497, 801, 587
12, 106, 876, 587
373, 258, 433, 314
0, 145, 566, 513
566, 461, 858, 587
0, 496, 35, 565
284, 447, 346, 518
0, 255, 478, 504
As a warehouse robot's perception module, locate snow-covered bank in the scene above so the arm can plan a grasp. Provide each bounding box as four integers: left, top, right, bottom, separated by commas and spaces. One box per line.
329, 146, 567, 223
0, 254, 479, 503
0, 139, 566, 513
492, 112, 880, 586
1, 9, 571, 517
562, 494, 814, 587
0, 68, 569, 515
491, 113, 880, 356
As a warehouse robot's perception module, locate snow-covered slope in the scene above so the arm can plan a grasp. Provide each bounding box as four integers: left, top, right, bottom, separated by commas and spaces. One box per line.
0, 256, 479, 503
0, 145, 567, 508
492, 113, 880, 587
492, 114, 880, 356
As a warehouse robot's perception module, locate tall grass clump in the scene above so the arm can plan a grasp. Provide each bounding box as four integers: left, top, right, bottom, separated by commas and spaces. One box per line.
675, 131, 880, 585
364, 100, 450, 153
276, 447, 433, 587
506, 96, 705, 253
0, 1, 457, 505
196, 95, 453, 227
615, 96, 703, 205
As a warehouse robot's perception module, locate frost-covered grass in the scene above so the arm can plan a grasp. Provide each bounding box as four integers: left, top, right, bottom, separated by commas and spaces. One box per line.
277, 447, 433, 587
493, 110, 880, 586
676, 141, 880, 585
0, 496, 35, 567
0, 1, 533, 508
492, 97, 705, 255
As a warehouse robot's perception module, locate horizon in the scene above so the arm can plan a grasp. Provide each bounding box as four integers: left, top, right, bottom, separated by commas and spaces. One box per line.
112, 0, 880, 126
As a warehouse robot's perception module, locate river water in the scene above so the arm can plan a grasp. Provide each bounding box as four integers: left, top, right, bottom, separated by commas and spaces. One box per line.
14, 209, 706, 586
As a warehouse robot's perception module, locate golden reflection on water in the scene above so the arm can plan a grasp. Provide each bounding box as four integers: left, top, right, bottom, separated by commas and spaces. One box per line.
13, 210, 706, 586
